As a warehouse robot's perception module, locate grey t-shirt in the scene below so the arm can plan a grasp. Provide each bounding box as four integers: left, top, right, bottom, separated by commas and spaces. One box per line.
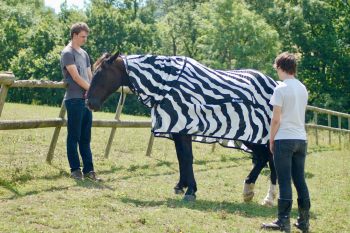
60, 45, 91, 100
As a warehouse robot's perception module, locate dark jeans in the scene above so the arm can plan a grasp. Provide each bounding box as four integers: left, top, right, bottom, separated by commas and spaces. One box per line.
245, 143, 277, 185
65, 98, 94, 174
274, 139, 310, 200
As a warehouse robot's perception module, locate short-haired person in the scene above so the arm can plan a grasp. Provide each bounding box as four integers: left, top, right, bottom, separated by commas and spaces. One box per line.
60, 22, 101, 181
262, 52, 310, 232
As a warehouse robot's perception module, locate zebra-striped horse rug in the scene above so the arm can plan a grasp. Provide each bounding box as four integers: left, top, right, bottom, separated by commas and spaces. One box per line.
123, 55, 278, 150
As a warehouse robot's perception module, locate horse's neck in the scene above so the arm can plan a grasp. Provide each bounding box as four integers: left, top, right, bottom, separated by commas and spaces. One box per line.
125, 55, 182, 81
116, 57, 132, 88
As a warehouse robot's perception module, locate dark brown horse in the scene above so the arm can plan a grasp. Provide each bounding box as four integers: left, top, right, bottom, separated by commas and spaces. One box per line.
86, 52, 276, 202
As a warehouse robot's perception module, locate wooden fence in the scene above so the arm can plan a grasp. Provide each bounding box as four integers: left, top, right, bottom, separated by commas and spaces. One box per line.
1, 72, 349, 164
0, 72, 153, 164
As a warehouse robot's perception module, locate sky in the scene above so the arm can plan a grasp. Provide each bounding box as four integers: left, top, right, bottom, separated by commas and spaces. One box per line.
44, 0, 88, 13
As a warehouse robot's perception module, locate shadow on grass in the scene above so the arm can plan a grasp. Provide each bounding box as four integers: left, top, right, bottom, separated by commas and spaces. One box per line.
118, 197, 313, 219
305, 171, 315, 179
118, 196, 286, 218
75, 179, 115, 191
0, 178, 21, 196
101, 153, 247, 175
195, 155, 248, 165
117, 163, 241, 181
0, 166, 115, 200
1, 179, 115, 200
1, 185, 72, 200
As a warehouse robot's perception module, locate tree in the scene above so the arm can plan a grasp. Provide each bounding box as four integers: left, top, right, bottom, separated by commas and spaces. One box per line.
156, 2, 202, 57
245, 0, 350, 113
197, 0, 280, 74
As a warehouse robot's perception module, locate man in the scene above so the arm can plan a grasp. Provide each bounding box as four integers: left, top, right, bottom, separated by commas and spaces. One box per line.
262, 52, 310, 232
60, 22, 101, 181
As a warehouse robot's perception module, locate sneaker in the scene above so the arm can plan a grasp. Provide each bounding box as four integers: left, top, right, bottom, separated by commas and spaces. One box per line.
84, 171, 102, 182
71, 170, 83, 180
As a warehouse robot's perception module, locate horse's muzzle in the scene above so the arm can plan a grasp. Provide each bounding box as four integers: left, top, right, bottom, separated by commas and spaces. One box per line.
85, 98, 101, 111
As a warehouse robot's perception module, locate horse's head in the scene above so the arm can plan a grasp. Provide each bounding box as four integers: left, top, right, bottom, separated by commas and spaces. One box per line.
86, 52, 128, 111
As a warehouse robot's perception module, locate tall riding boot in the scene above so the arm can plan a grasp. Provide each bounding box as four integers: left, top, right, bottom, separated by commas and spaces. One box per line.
261, 199, 292, 232
242, 182, 255, 202
262, 183, 277, 206
294, 198, 311, 233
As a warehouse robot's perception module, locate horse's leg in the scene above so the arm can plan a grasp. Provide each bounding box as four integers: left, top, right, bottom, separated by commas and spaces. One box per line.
173, 133, 197, 201
243, 143, 269, 202
173, 135, 186, 194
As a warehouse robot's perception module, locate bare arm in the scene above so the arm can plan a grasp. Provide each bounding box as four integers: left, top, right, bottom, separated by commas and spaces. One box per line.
269, 105, 282, 154
87, 67, 93, 82
66, 64, 90, 91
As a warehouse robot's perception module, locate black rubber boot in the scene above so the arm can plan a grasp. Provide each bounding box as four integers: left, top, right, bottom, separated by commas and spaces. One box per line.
294, 198, 310, 233
261, 199, 292, 232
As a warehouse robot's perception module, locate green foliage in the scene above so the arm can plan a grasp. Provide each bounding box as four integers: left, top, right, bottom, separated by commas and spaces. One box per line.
8, 46, 65, 106
156, 1, 203, 57
197, 0, 280, 73
246, 0, 350, 113
86, 0, 157, 58
0, 0, 349, 114
297, 0, 350, 112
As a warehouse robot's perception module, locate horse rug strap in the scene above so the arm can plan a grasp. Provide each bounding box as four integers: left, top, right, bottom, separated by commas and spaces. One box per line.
123, 55, 278, 151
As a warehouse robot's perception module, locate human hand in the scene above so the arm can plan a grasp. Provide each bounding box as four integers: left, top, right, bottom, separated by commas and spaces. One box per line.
269, 141, 274, 155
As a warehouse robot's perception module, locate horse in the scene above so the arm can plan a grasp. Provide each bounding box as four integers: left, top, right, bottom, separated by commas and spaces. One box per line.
86, 52, 278, 202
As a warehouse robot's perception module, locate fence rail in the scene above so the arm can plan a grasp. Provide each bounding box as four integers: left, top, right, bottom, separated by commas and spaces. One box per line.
0, 119, 151, 130
1, 72, 349, 164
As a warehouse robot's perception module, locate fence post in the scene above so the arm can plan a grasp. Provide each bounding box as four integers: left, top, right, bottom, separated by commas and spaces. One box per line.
328, 114, 331, 145
338, 116, 342, 146
348, 117, 350, 143
46, 99, 66, 164
211, 143, 216, 153
145, 133, 155, 157
314, 112, 318, 145
104, 93, 126, 158
0, 72, 15, 117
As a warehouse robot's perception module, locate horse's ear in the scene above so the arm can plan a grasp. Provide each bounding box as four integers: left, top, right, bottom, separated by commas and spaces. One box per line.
106, 51, 120, 65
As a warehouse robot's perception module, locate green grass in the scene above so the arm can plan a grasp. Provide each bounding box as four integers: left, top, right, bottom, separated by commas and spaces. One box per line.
0, 103, 349, 233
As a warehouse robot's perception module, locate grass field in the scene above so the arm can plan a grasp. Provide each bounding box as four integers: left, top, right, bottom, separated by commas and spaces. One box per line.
0, 103, 349, 233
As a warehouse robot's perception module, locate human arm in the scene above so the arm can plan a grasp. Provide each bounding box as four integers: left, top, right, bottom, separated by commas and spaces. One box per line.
66, 64, 90, 91
87, 67, 93, 82
269, 105, 282, 154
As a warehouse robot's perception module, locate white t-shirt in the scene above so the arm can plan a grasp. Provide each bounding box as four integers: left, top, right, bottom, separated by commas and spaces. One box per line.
270, 78, 308, 140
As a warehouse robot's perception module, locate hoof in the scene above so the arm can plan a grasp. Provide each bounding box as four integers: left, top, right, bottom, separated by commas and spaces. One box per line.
174, 183, 185, 195
262, 199, 274, 207
174, 187, 184, 195
242, 182, 255, 202
183, 194, 196, 202
243, 192, 254, 202
183, 188, 196, 201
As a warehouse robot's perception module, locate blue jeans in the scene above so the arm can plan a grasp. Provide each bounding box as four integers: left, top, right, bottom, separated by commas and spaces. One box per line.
274, 139, 310, 200
65, 98, 94, 174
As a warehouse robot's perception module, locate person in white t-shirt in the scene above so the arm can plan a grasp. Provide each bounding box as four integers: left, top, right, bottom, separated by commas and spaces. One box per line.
262, 52, 310, 233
